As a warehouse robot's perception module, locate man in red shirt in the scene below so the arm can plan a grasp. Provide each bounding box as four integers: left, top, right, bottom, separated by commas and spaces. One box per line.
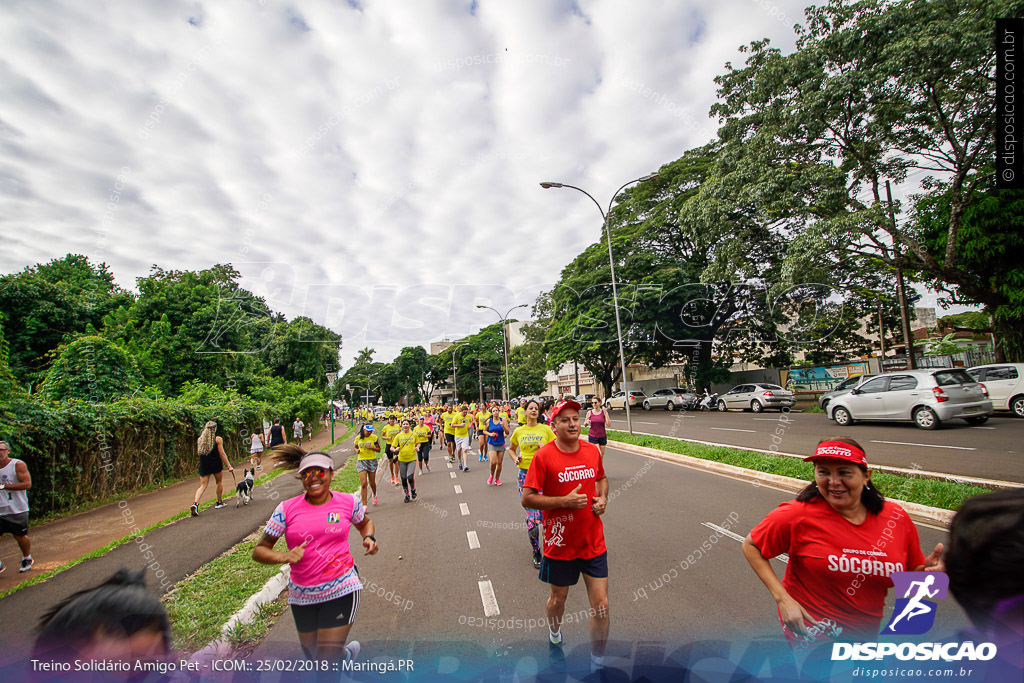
522, 400, 609, 672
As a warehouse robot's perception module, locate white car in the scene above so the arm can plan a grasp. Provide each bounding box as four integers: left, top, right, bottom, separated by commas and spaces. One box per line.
965, 363, 1024, 417
605, 390, 646, 410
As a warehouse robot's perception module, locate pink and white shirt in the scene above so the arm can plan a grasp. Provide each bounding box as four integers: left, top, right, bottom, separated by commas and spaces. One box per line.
264, 491, 365, 605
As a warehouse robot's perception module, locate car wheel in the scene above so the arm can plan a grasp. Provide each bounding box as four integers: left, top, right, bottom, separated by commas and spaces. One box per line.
667, 401, 676, 411
964, 415, 990, 425
913, 407, 940, 430
751, 400, 764, 413
1012, 395, 1024, 418
717, 400, 728, 412
643, 401, 651, 411
832, 406, 852, 426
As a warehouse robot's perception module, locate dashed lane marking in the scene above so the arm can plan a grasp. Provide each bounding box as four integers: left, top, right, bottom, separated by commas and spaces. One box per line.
478, 579, 500, 617
467, 531, 480, 549
454, 485, 463, 494
870, 440, 975, 451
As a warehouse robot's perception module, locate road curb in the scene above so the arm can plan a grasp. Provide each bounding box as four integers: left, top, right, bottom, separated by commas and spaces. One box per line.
188, 565, 290, 665
609, 439, 956, 528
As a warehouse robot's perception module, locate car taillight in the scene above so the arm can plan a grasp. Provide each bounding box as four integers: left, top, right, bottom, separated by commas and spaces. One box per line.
980, 383, 989, 398
763, 391, 774, 397
932, 386, 949, 403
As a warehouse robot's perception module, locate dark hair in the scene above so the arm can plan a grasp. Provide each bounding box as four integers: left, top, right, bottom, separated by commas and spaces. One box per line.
271, 443, 310, 471
795, 437, 885, 515
33, 568, 170, 661
359, 425, 373, 438
946, 489, 1024, 630
273, 418, 281, 424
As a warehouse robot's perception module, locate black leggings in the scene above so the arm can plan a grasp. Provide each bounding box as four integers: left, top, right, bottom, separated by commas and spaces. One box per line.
399, 460, 416, 492
417, 442, 430, 464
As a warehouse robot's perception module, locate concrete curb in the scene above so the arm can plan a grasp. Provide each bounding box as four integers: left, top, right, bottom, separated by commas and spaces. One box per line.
188, 565, 290, 665
609, 439, 956, 528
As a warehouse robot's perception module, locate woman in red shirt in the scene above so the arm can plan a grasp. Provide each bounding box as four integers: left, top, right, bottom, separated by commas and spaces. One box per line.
742, 437, 943, 643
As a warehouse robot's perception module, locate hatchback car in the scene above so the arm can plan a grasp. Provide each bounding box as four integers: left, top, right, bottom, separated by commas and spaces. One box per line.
717, 384, 796, 412
605, 390, 646, 409
818, 374, 878, 411
644, 388, 698, 411
965, 363, 1024, 417
827, 368, 992, 429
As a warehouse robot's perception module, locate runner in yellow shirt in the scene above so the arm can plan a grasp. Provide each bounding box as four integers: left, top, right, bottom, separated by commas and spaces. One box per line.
353, 424, 382, 506
442, 406, 457, 463
476, 409, 490, 463
414, 416, 432, 476
509, 399, 556, 568
451, 405, 473, 472
380, 416, 402, 487
391, 420, 419, 502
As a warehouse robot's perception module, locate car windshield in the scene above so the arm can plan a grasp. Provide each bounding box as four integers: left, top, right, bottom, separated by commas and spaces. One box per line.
934, 370, 975, 386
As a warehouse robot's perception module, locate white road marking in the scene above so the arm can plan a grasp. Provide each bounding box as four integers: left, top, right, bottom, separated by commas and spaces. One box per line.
635, 421, 661, 425
447, 462, 453, 469
454, 485, 463, 494
971, 426, 996, 430
460, 503, 470, 516
467, 530, 480, 549
870, 440, 975, 451
710, 427, 757, 433
450, 472, 458, 479
752, 418, 785, 421
478, 579, 500, 617
703, 522, 788, 564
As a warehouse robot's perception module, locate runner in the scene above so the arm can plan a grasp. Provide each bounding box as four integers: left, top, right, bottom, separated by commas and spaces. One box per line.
354, 424, 381, 507
477, 407, 490, 463
391, 419, 419, 503
293, 417, 305, 447
742, 437, 943, 643
485, 405, 510, 487
451, 405, 473, 472
190, 421, 234, 516
509, 400, 556, 568
442, 405, 457, 463
268, 418, 287, 449
253, 445, 378, 664
424, 411, 437, 449
249, 423, 266, 470
515, 401, 526, 426
0, 440, 34, 573
414, 415, 432, 475
583, 397, 610, 461
521, 399, 609, 672
380, 416, 402, 487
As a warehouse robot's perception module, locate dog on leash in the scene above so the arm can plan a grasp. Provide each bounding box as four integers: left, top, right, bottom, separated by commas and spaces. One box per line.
235, 468, 255, 506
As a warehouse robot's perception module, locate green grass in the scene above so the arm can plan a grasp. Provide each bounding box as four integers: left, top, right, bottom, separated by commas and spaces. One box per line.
801, 404, 825, 413
607, 429, 993, 512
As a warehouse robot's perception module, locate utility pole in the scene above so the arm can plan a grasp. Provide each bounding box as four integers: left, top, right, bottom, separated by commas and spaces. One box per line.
574, 359, 580, 396
478, 359, 484, 403
886, 181, 916, 370
877, 298, 887, 368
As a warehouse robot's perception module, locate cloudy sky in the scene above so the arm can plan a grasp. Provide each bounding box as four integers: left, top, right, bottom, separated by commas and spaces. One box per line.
4, 0, 928, 368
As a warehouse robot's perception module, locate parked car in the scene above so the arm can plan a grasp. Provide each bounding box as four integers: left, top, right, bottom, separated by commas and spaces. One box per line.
644, 387, 699, 411
818, 374, 878, 411
965, 363, 1024, 417
717, 384, 796, 412
605, 390, 646, 409
575, 393, 597, 405
827, 368, 992, 430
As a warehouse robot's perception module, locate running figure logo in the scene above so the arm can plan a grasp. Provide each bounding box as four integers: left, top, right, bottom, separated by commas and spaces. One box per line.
884, 572, 949, 635
547, 520, 566, 548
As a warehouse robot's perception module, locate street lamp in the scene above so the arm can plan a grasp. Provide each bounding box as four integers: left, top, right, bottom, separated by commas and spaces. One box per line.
476, 304, 527, 400
539, 172, 659, 435
325, 370, 338, 443
450, 341, 471, 404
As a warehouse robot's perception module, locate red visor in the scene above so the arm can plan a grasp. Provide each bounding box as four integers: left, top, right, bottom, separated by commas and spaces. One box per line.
804, 441, 867, 466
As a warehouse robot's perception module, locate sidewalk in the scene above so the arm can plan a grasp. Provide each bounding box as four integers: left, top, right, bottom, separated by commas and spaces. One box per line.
0, 427, 343, 594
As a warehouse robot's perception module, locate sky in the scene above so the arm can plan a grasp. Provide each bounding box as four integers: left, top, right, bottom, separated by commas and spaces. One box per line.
0, 0, 962, 369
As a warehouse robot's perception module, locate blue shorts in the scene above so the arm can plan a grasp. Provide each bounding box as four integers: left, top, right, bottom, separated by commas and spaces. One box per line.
539, 551, 608, 587
587, 435, 608, 446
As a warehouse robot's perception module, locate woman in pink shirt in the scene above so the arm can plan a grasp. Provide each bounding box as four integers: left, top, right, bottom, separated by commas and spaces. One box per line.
253, 445, 378, 664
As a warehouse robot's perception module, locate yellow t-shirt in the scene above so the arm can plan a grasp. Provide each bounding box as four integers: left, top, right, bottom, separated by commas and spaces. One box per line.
391, 431, 418, 462
516, 407, 526, 423
451, 413, 471, 437
477, 413, 489, 430
413, 425, 431, 444
442, 411, 456, 435
511, 424, 556, 470
354, 435, 380, 460
381, 423, 401, 445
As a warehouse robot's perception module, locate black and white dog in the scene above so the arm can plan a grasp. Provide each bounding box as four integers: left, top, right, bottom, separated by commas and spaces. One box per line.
235, 468, 255, 506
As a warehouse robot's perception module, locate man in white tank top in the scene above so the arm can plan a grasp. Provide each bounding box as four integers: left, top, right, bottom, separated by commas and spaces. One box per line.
0, 440, 33, 573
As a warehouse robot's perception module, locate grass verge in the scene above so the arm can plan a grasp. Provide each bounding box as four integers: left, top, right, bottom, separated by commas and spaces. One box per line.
607, 429, 992, 512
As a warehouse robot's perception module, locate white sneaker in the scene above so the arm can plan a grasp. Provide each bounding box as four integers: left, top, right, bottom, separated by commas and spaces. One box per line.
345, 640, 361, 660
549, 630, 562, 645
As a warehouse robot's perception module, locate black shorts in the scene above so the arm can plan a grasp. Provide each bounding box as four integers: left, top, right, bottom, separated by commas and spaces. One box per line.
587, 435, 608, 446
198, 455, 223, 477
539, 551, 608, 587
384, 446, 395, 461
417, 442, 430, 460
291, 590, 360, 633
0, 512, 29, 537
445, 433, 455, 444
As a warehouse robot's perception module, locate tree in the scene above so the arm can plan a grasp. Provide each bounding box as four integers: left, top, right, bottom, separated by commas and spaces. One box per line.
391, 346, 439, 403
259, 316, 342, 387
37, 336, 143, 402
354, 347, 376, 365
435, 327, 506, 400
0, 317, 24, 402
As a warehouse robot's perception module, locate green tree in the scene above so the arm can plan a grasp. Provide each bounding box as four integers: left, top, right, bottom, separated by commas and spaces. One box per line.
259, 316, 342, 387
37, 336, 143, 402
507, 326, 548, 396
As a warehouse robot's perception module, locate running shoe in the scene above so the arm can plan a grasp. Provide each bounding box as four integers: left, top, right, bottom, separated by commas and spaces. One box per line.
549, 629, 562, 645
20, 556, 34, 572
404, 495, 411, 503
487, 475, 494, 485
190, 503, 199, 517
345, 640, 361, 661
464, 466, 469, 472
0, 560, 5, 574
459, 464, 464, 471
256, 465, 262, 470
496, 480, 502, 486
411, 490, 417, 500
533, 550, 542, 569
214, 501, 226, 509
372, 495, 378, 506
426, 465, 431, 472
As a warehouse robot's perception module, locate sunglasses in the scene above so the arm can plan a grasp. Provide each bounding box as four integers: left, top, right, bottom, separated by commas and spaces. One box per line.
301, 467, 330, 480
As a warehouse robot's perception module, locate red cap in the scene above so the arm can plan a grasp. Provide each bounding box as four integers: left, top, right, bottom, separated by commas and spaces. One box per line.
550, 399, 582, 419
804, 441, 867, 466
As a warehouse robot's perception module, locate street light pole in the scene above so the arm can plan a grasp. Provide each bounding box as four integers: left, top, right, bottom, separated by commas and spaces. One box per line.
325, 370, 338, 443
477, 304, 527, 401
539, 172, 659, 435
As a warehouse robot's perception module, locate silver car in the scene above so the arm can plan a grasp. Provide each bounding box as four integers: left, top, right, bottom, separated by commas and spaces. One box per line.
643, 387, 699, 411
818, 374, 878, 411
717, 383, 796, 412
965, 363, 1024, 417
828, 368, 993, 429
605, 390, 646, 410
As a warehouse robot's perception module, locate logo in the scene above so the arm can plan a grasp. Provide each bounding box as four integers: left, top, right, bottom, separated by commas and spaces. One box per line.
327, 512, 340, 523
884, 571, 949, 635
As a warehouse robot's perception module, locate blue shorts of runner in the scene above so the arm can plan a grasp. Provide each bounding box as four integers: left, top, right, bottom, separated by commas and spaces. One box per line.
356, 458, 378, 473
587, 435, 608, 446
539, 551, 608, 587
291, 590, 360, 632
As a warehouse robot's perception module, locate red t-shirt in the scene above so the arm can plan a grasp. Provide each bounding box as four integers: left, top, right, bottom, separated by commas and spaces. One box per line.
749, 498, 927, 641
523, 440, 606, 561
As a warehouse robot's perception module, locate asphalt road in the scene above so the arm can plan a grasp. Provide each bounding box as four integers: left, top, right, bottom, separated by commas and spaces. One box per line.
605, 406, 1024, 484
253, 442, 967, 678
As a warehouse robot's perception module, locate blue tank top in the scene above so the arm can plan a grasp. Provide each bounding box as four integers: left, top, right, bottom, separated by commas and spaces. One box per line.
487, 417, 506, 446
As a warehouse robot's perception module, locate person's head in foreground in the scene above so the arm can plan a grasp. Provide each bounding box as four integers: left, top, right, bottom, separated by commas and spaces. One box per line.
796, 436, 884, 515
550, 400, 582, 443
274, 444, 334, 501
